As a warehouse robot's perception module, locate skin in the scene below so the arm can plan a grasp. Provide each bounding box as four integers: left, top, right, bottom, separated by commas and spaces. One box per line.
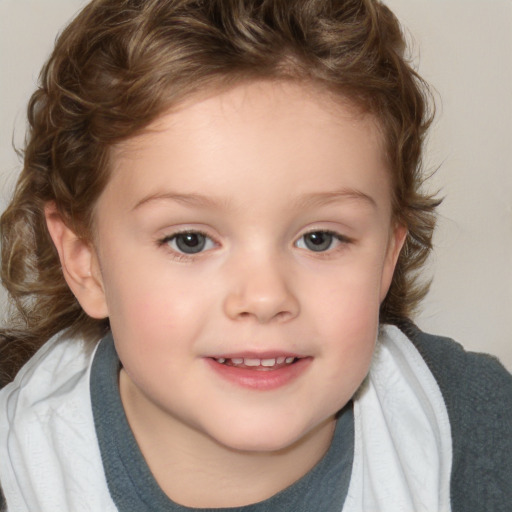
46, 80, 406, 507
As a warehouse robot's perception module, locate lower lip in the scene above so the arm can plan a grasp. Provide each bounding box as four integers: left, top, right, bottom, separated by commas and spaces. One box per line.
206, 358, 312, 391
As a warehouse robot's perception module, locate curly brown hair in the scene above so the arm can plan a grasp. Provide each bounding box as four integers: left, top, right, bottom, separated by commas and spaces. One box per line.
0, 0, 439, 385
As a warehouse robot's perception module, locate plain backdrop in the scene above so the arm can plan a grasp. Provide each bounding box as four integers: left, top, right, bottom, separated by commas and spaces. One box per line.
0, 0, 511, 370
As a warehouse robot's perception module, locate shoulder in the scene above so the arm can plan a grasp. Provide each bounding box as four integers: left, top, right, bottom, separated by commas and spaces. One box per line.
403, 323, 512, 415
0, 332, 103, 511
0, 332, 96, 416
399, 322, 512, 512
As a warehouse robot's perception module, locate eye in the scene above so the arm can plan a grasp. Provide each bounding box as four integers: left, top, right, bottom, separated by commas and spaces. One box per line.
162, 231, 216, 254
295, 230, 346, 252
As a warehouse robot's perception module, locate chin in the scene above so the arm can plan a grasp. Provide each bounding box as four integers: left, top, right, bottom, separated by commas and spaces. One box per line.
208, 416, 334, 455
218, 435, 302, 455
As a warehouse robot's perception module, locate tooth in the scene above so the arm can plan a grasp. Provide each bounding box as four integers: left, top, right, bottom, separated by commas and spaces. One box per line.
285, 357, 295, 364
231, 358, 244, 365
261, 358, 276, 367
244, 358, 261, 367
276, 357, 285, 364
217, 357, 226, 364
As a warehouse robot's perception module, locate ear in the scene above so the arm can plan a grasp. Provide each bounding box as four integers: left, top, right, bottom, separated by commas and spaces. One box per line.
379, 222, 407, 302
45, 203, 109, 319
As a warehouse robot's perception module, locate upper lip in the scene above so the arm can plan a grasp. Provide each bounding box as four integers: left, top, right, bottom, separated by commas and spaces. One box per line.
207, 351, 306, 359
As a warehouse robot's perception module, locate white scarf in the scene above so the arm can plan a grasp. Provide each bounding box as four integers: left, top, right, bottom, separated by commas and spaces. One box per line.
0, 326, 451, 511
343, 326, 452, 512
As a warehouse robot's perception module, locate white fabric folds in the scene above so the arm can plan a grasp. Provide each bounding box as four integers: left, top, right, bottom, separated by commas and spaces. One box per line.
0, 334, 116, 511
343, 326, 452, 512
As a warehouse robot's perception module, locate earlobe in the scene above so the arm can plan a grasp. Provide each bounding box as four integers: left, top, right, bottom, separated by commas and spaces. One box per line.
45, 203, 109, 319
380, 223, 408, 301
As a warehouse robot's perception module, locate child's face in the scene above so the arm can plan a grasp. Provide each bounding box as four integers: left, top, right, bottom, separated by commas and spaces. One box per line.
89, 81, 405, 453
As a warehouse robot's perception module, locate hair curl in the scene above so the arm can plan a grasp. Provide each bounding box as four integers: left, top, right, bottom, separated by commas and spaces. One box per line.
0, 0, 439, 385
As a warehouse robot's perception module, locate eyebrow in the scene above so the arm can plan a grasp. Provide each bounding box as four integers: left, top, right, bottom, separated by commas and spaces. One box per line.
132, 192, 230, 211
132, 188, 377, 212
292, 189, 377, 210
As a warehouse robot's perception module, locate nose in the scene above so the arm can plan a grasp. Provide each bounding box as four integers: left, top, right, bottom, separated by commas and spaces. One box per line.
223, 254, 300, 324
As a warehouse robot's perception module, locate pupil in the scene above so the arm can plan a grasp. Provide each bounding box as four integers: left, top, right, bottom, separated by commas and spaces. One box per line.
176, 233, 206, 254
305, 232, 332, 252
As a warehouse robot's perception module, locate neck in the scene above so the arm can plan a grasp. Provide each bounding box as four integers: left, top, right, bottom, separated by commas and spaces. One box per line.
119, 370, 336, 508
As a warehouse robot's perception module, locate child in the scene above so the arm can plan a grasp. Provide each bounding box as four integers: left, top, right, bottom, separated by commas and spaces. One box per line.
0, 0, 510, 510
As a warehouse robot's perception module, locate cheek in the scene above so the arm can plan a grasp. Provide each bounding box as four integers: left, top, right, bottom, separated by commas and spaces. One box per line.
312, 260, 383, 322
102, 257, 216, 350
324, 320, 377, 411
306, 263, 382, 380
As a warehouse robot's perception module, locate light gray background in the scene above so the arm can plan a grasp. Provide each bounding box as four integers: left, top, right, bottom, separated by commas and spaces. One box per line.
1, 0, 511, 370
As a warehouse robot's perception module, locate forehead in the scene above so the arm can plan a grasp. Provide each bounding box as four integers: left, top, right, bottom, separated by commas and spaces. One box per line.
116, 79, 384, 155
105, 80, 391, 215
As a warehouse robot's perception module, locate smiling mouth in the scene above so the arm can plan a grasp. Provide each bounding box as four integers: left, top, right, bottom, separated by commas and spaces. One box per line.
207, 354, 311, 390
211, 356, 302, 370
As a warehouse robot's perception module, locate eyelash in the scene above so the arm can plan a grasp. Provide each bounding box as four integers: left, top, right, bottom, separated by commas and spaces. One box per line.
157, 228, 352, 260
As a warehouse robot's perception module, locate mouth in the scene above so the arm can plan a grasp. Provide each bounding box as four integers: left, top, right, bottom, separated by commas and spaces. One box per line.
210, 355, 301, 370
206, 354, 311, 390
